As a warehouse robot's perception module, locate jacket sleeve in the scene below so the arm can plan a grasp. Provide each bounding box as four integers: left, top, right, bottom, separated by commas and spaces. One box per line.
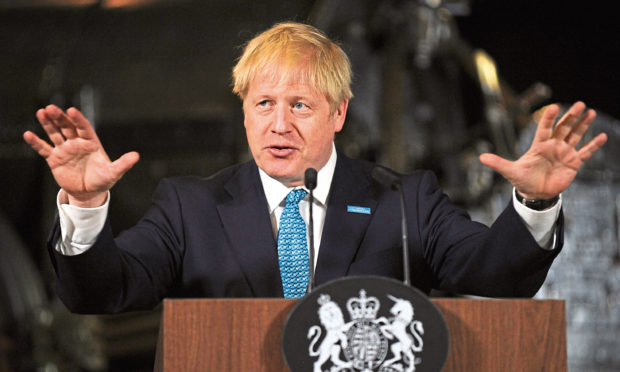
412, 171, 563, 297
47, 178, 185, 314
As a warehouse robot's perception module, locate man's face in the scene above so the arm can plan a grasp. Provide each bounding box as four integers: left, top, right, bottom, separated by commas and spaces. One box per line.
243, 75, 348, 186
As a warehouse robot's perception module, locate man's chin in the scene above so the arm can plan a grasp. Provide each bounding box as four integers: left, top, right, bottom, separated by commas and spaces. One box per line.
262, 167, 304, 187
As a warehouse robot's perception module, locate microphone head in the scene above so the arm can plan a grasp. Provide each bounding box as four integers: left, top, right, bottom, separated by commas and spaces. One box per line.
371, 165, 402, 190
304, 168, 318, 190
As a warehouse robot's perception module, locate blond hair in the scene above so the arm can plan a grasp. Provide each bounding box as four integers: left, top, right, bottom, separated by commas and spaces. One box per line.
232, 22, 353, 112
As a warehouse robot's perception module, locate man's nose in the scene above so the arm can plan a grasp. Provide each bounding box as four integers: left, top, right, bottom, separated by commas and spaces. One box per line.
272, 105, 293, 134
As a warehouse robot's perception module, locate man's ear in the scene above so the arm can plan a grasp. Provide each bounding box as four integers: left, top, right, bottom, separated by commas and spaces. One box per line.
242, 100, 248, 128
333, 99, 349, 133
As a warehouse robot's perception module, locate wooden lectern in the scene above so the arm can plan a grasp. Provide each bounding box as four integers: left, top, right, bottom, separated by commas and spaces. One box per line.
154, 298, 566, 371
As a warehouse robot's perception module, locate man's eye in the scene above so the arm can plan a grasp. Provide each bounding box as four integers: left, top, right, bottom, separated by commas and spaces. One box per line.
294, 102, 307, 110
258, 100, 269, 107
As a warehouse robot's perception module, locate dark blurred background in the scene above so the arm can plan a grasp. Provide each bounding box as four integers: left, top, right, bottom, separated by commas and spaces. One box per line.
1, 0, 619, 371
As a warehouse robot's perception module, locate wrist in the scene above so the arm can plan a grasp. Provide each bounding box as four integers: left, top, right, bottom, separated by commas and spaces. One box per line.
515, 190, 559, 211
64, 191, 108, 208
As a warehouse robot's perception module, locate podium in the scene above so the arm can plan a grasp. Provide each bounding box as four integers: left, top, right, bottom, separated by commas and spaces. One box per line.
154, 298, 566, 371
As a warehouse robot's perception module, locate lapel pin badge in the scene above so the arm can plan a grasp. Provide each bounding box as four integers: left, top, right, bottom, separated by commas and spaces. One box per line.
347, 205, 371, 215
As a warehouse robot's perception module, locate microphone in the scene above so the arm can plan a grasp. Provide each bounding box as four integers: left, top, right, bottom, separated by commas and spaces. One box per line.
371, 165, 411, 286
304, 168, 318, 293
371, 165, 402, 190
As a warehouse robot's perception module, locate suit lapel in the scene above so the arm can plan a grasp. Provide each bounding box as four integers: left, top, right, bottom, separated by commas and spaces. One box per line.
216, 162, 283, 297
315, 154, 378, 285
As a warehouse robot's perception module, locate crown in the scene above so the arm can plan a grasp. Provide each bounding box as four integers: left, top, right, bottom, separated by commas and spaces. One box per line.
346, 289, 380, 320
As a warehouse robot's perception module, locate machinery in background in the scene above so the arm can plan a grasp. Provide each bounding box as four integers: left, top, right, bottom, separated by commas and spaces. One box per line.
309, 0, 552, 207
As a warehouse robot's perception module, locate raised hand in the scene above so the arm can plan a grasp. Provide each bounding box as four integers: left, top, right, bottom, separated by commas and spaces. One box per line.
479, 101, 608, 200
23, 105, 139, 207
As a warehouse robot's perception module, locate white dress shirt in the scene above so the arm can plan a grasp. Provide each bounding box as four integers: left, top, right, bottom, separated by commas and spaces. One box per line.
258, 143, 338, 269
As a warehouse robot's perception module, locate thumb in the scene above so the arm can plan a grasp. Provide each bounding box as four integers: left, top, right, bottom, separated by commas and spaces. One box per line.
479, 153, 513, 177
110, 151, 140, 179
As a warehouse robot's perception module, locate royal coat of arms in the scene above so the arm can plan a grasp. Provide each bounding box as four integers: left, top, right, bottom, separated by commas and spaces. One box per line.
306, 289, 424, 372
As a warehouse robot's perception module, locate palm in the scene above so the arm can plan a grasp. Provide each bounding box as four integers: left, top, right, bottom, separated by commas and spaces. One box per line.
480, 102, 607, 199
47, 138, 115, 196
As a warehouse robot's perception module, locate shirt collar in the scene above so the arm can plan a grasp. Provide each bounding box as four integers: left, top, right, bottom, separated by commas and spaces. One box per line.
259, 142, 337, 213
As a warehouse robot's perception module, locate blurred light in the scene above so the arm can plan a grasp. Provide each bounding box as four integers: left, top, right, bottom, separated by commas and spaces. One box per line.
102, 0, 172, 9
474, 49, 500, 96
0, 0, 185, 8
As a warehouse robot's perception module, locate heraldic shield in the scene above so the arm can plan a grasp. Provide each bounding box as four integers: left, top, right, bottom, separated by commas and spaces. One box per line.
282, 276, 450, 372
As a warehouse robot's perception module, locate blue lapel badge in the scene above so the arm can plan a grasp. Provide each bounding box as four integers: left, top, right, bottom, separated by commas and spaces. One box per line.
347, 205, 371, 215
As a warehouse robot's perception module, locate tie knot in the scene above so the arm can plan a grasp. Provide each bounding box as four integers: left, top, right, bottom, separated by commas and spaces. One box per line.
286, 189, 307, 205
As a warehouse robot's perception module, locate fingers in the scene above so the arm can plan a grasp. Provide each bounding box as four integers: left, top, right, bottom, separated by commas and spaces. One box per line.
578, 132, 608, 162
66, 107, 98, 142
110, 151, 140, 179
23, 131, 53, 158
534, 102, 598, 149
45, 105, 81, 140
566, 108, 596, 147
35, 105, 94, 146
36, 107, 66, 146
479, 153, 514, 177
551, 101, 586, 141
532, 104, 560, 143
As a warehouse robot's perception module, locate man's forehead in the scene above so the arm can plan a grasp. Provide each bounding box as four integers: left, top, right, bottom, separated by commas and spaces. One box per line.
248, 72, 325, 99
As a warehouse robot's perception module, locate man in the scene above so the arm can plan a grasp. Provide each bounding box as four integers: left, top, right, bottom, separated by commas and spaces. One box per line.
24, 22, 607, 313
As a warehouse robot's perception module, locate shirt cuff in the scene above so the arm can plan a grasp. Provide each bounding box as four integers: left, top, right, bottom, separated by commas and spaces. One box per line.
56, 190, 110, 256
512, 188, 562, 250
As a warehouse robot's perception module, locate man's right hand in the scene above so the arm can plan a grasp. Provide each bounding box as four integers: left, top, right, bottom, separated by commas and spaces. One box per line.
23, 105, 139, 208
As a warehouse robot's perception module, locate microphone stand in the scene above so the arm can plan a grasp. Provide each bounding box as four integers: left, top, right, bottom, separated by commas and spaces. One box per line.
396, 184, 411, 286
371, 166, 411, 286
305, 168, 318, 293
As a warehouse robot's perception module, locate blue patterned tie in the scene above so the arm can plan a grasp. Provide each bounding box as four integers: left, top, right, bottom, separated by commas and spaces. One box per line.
277, 189, 309, 299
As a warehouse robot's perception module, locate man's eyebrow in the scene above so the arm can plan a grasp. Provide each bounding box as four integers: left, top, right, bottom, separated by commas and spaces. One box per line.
288, 94, 317, 102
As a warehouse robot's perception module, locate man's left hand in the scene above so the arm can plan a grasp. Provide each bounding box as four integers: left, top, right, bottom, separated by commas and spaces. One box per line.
479, 101, 608, 200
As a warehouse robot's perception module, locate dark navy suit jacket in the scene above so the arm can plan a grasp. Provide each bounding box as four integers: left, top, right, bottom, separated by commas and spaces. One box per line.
48, 152, 563, 313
